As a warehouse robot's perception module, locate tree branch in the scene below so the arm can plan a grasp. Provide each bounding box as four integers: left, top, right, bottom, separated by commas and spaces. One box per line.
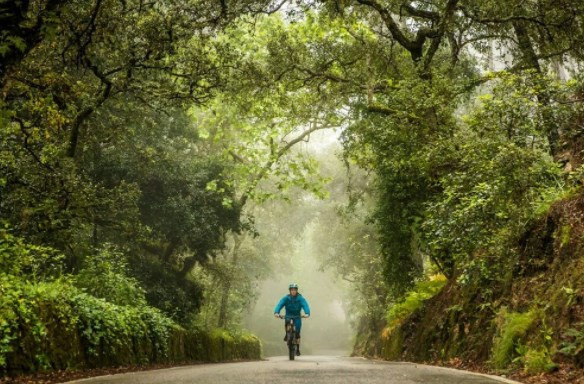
66, 61, 120, 158
366, 104, 399, 115
422, 0, 459, 73
238, 122, 334, 207
356, 0, 425, 61
14, 118, 55, 172
400, 3, 439, 21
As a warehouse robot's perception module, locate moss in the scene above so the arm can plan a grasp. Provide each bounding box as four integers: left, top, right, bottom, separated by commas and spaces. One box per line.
208, 329, 229, 362
558, 224, 572, 248
387, 275, 447, 328
372, 275, 448, 362
523, 348, 558, 374
366, 192, 584, 378
382, 326, 403, 360
491, 309, 536, 369
234, 333, 260, 359
203, 329, 260, 363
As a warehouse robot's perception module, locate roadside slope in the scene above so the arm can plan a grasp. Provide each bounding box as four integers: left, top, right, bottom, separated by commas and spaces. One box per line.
369, 192, 584, 383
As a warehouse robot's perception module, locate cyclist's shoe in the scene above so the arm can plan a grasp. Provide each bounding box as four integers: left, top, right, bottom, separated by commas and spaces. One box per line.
296, 347, 301, 356
283, 334, 287, 341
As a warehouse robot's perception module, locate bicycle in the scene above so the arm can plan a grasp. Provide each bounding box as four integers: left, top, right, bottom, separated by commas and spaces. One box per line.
277, 314, 308, 360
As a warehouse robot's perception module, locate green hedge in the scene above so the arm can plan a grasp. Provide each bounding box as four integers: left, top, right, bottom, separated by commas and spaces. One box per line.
0, 275, 261, 375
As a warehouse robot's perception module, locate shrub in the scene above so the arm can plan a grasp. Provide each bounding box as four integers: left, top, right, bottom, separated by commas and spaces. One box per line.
74, 244, 147, 307
0, 226, 64, 281
0, 227, 261, 376
0, 275, 261, 375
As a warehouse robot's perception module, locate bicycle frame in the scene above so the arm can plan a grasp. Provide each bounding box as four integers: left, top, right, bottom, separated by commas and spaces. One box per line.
278, 315, 303, 360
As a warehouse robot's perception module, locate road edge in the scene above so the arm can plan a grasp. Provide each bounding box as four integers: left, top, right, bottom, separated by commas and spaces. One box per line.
358, 358, 523, 384
16, 360, 260, 384
413, 363, 522, 384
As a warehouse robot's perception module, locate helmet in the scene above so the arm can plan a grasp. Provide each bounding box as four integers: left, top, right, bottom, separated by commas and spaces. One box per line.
289, 283, 299, 290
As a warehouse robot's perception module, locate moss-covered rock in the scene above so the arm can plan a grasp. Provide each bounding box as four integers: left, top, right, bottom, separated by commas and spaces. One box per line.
382, 326, 403, 360
523, 348, 558, 374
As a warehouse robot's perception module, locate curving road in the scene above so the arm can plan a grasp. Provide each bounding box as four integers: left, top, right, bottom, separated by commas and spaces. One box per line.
66, 355, 521, 384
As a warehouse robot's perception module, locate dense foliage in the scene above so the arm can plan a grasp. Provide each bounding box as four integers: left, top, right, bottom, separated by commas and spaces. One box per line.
207, 0, 584, 298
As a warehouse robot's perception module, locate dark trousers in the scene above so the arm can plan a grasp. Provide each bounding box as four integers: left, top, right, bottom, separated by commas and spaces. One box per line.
284, 321, 301, 340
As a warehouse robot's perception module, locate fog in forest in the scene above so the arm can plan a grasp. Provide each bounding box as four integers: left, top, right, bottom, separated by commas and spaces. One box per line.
243, 132, 356, 356
245, 228, 353, 356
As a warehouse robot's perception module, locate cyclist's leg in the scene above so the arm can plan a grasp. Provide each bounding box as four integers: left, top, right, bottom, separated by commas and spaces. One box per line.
283, 319, 288, 341
295, 319, 302, 356
295, 318, 302, 341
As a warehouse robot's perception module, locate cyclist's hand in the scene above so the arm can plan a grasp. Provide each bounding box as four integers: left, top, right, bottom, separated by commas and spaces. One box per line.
274, 313, 281, 319
302, 314, 310, 318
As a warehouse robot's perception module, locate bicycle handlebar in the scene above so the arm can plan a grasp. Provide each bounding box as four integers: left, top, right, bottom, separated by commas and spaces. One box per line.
276, 314, 309, 319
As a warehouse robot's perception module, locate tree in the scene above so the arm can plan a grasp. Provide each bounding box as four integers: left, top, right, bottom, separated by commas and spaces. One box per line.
0, 0, 286, 323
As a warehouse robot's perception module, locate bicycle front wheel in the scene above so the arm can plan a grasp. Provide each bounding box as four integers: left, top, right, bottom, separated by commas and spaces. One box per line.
288, 342, 296, 360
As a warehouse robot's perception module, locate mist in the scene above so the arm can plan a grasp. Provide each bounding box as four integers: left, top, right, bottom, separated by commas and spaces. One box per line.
244, 224, 354, 356
243, 133, 356, 356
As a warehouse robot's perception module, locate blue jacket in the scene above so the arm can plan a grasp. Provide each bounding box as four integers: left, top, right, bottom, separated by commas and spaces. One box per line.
274, 293, 310, 317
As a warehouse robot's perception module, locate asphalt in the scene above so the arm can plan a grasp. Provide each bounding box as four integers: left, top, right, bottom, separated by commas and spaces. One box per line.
65, 355, 522, 384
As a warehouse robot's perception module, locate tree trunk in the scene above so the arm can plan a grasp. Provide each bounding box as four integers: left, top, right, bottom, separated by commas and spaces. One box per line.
217, 278, 232, 328
512, 21, 559, 155
217, 233, 245, 328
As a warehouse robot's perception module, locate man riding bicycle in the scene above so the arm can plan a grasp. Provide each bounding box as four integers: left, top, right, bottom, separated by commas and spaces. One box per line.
273, 283, 311, 356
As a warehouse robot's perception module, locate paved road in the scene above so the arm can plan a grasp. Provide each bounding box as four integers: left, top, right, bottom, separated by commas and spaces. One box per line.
67, 355, 521, 384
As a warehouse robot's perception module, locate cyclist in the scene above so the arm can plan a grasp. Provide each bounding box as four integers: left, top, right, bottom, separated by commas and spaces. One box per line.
273, 283, 311, 356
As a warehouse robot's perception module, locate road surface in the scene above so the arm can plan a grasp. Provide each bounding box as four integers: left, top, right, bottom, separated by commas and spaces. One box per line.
66, 355, 521, 384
